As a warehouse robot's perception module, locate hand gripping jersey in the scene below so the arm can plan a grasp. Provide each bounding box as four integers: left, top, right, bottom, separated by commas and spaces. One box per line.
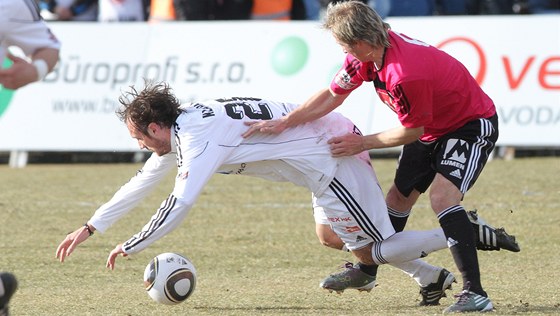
89, 98, 368, 254
330, 30, 496, 142
0, 0, 61, 62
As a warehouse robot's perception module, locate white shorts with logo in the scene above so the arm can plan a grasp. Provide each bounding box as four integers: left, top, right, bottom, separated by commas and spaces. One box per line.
312, 156, 395, 251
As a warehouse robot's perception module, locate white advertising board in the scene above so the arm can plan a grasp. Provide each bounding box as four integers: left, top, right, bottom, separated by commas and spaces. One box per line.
0, 15, 558, 151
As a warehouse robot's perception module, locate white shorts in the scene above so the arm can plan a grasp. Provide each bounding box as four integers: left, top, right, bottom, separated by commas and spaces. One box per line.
312, 156, 395, 251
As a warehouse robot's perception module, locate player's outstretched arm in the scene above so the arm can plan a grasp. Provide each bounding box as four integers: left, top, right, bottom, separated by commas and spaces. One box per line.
55, 223, 95, 263
242, 88, 347, 138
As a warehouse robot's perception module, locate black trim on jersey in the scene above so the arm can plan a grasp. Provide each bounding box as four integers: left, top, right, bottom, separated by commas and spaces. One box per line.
346, 58, 361, 77
329, 178, 383, 242
393, 84, 411, 114
373, 76, 387, 90
174, 126, 184, 167
123, 194, 177, 252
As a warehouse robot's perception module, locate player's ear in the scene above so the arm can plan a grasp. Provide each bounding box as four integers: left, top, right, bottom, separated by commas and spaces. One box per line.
147, 122, 160, 135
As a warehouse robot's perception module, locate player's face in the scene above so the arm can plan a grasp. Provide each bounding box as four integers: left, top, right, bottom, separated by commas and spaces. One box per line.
127, 120, 171, 156
336, 39, 374, 63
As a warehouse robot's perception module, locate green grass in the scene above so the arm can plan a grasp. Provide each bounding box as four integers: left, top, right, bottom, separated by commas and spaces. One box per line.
1, 157, 559, 315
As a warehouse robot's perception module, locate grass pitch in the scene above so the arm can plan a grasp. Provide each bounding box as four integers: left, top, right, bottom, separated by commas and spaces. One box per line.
0, 157, 559, 315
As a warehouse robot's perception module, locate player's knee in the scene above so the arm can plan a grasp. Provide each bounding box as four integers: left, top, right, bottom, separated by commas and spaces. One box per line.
429, 181, 463, 212
386, 185, 417, 210
430, 193, 454, 213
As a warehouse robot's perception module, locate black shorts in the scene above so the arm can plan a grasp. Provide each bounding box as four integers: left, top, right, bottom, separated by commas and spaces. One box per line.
394, 114, 499, 197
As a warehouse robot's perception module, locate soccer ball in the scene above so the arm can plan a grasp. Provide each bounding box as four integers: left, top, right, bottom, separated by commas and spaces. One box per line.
143, 252, 197, 305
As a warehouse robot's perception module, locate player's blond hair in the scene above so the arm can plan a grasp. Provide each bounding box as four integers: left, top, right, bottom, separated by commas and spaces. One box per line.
323, 1, 391, 48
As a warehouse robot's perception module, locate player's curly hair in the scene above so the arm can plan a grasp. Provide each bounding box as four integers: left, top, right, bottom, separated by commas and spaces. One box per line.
117, 79, 182, 135
323, 0, 391, 48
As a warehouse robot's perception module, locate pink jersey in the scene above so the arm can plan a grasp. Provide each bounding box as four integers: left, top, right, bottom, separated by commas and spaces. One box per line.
330, 30, 495, 142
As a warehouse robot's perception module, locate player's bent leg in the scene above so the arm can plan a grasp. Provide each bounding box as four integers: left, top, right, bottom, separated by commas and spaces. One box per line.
467, 209, 520, 252
390, 260, 456, 306
371, 228, 448, 264
320, 244, 378, 293
379, 227, 455, 306
0, 272, 18, 316
418, 268, 456, 306
319, 225, 450, 295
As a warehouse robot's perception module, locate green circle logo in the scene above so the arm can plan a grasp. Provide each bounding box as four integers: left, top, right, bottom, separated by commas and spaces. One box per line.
271, 36, 309, 76
0, 58, 15, 117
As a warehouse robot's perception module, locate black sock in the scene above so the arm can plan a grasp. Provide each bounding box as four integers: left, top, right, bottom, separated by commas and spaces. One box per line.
438, 205, 486, 296
356, 262, 379, 276
388, 207, 410, 232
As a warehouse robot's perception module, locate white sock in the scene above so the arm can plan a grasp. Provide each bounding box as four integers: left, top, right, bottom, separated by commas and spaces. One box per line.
389, 260, 442, 287
371, 228, 447, 264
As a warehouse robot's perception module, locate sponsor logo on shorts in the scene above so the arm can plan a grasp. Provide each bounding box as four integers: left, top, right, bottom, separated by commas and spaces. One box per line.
447, 237, 458, 248
450, 169, 462, 179
355, 235, 368, 242
344, 225, 362, 233
441, 139, 469, 178
328, 217, 352, 222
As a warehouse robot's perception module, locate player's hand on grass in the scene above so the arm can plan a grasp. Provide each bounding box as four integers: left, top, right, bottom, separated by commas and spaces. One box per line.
242, 119, 287, 138
106, 244, 127, 270
328, 133, 366, 157
55, 225, 92, 263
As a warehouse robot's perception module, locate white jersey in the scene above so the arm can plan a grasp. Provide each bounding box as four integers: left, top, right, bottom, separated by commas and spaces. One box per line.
89, 97, 369, 254
0, 0, 61, 62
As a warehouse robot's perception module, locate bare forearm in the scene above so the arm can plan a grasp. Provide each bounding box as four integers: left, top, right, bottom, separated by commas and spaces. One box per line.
363, 126, 424, 149
284, 88, 346, 128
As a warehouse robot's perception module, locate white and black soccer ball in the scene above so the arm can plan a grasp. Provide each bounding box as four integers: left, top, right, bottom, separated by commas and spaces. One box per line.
143, 252, 197, 305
